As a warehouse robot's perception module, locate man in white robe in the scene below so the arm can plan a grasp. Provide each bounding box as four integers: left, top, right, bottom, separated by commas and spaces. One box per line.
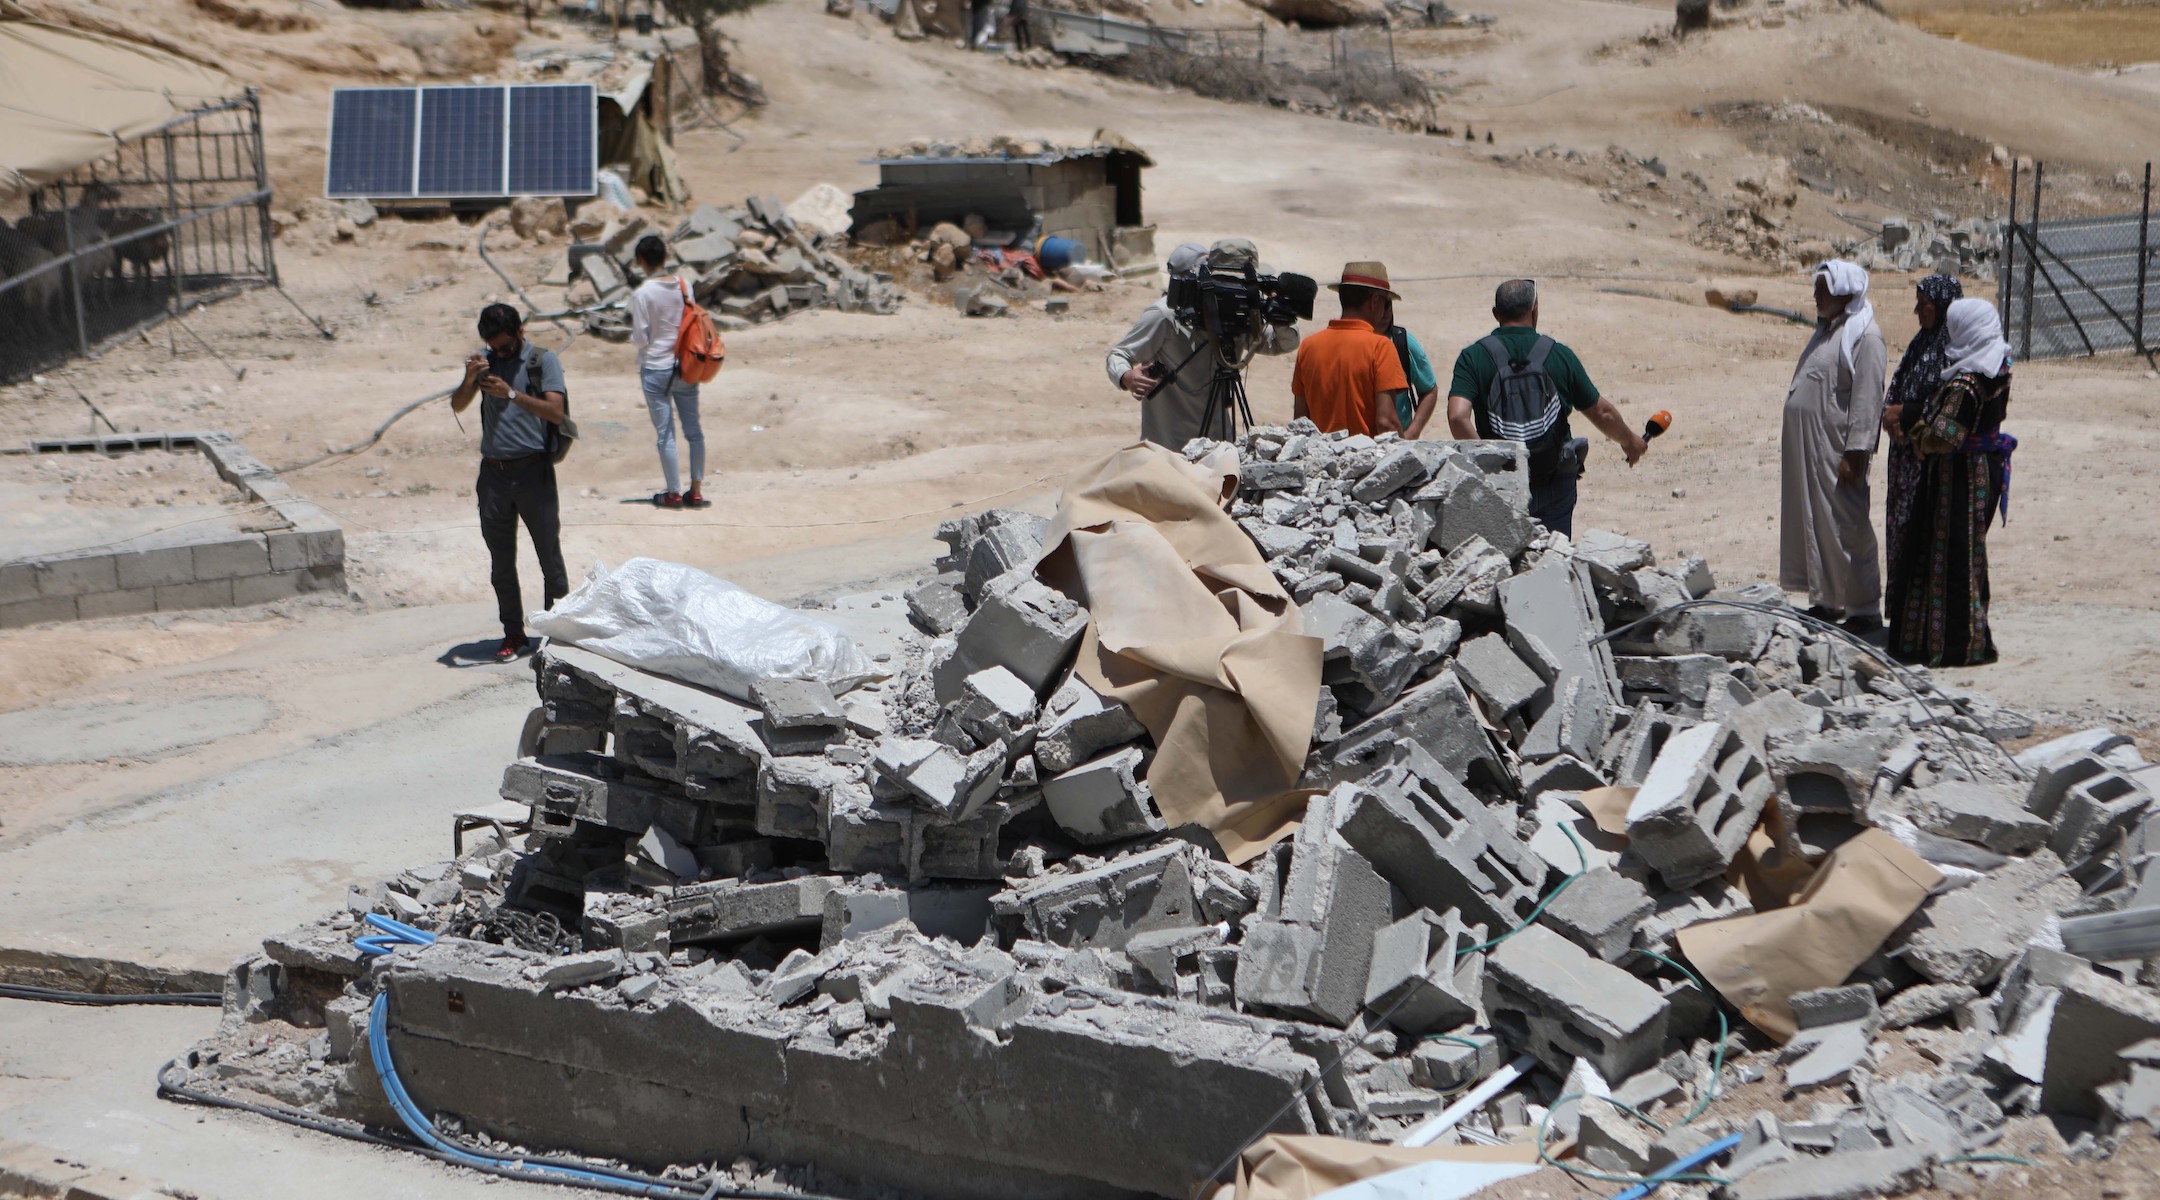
1781, 260, 1888, 632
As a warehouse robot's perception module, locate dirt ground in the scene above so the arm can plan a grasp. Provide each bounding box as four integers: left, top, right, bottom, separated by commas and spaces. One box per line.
5, 0, 2159, 751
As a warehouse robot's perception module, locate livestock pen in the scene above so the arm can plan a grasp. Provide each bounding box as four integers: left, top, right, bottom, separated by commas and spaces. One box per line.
0, 20, 278, 386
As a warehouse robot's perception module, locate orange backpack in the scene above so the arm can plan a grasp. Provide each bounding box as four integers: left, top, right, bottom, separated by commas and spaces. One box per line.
673, 277, 725, 384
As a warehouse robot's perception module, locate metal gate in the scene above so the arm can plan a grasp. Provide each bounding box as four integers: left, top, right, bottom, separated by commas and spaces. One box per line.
0, 90, 278, 385
1998, 161, 2156, 362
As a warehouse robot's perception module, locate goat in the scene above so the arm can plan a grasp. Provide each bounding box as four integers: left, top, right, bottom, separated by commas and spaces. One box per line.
0, 221, 64, 329
17, 182, 117, 286
103, 208, 172, 282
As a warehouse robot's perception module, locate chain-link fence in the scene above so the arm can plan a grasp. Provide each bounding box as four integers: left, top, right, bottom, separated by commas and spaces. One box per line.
0, 91, 277, 385
1998, 161, 2157, 362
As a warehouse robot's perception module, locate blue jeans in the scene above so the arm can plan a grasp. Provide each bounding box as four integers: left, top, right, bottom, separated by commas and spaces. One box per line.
640, 364, 703, 495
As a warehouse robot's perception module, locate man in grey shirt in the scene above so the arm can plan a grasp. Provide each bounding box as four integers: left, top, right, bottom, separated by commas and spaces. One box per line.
451, 303, 569, 660
1106, 239, 1299, 449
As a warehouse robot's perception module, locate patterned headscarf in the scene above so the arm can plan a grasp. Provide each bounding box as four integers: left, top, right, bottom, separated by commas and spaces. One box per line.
1886, 273, 1963, 412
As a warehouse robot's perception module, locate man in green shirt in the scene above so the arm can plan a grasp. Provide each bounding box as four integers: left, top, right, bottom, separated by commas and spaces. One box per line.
1446, 279, 1647, 536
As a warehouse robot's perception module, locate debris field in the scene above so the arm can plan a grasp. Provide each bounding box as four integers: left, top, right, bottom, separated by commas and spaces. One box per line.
173, 424, 2160, 1200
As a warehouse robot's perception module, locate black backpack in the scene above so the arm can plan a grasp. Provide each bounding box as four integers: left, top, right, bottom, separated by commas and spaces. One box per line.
1478, 334, 1566, 473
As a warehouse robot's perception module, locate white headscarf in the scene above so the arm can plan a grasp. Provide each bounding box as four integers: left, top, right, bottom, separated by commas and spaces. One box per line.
1166, 242, 1206, 276
1814, 259, 1876, 372
1939, 297, 2011, 381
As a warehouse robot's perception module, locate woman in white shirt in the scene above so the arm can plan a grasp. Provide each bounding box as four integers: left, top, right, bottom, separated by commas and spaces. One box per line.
628, 235, 706, 507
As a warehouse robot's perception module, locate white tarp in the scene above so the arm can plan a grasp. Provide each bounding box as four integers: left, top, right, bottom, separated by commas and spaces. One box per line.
0, 18, 238, 201
529, 558, 878, 700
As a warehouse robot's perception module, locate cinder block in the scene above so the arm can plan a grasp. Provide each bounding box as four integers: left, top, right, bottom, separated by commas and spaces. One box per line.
76, 588, 158, 619
0, 595, 78, 627
1626, 722, 1772, 888
1043, 746, 1163, 845
1484, 923, 1670, 1080
669, 876, 835, 943
989, 842, 1201, 950
1541, 867, 1654, 963
1426, 460, 1535, 557
266, 508, 346, 572
1897, 850, 2080, 987
191, 535, 270, 581
0, 562, 38, 605
154, 578, 232, 612
33, 552, 117, 598
233, 570, 309, 606
115, 544, 198, 590
1454, 633, 1546, 719
2049, 770, 2152, 866
945, 574, 1087, 698
1336, 744, 1547, 930
1232, 817, 1389, 1028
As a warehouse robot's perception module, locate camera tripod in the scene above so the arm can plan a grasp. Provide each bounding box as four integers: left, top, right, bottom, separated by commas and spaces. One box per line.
1193, 366, 1256, 445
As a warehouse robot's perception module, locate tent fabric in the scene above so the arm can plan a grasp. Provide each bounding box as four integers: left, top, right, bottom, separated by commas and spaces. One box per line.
0, 19, 238, 200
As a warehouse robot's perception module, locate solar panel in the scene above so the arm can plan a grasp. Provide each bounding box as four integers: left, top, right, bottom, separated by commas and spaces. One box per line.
417, 86, 506, 197
325, 89, 418, 199
325, 84, 595, 200
509, 85, 597, 196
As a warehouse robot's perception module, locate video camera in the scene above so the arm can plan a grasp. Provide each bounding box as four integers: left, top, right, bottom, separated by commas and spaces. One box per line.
1165, 263, 1318, 368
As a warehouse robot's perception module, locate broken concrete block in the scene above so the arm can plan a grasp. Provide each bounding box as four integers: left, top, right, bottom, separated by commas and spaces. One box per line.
1897, 850, 2079, 987
768, 947, 833, 1005
989, 843, 1201, 950
1727, 1144, 1931, 1200
1326, 670, 1508, 795
1905, 780, 2048, 855
1781, 1020, 1875, 1089
1410, 1028, 1503, 1091
905, 576, 969, 636
1235, 792, 1394, 1028
1499, 552, 1620, 715
947, 575, 1087, 697
1625, 722, 1772, 889
668, 876, 835, 943
952, 666, 1038, 747
1350, 443, 1443, 502
635, 824, 698, 880
1880, 983, 1979, 1029
1336, 745, 1547, 931
1615, 654, 1731, 713
1033, 676, 1146, 775
752, 677, 844, 731
1362, 911, 1483, 1034
1042, 746, 1164, 845
1770, 729, 1896, 843
1483, 924, 1670, 1080
2042, 964, 2160, 1117
1453, 633, 1546, 719
2024, 750, 2112, 821
1542, 868, 1654, 963
530, 949, 627, 990
1428, 460, 1536, 558
1790, 985, 1881, 1032
2014, 727, 2131, 774
755, 756, 851, 842
962, 519, 1042, 600
1576, 1096, 1657, 1175
2048, 769, 2151, 866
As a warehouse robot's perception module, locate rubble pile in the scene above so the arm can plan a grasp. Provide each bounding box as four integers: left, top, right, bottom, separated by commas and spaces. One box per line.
177, 424, 2159, 1200
573, 193, 902, 337
1841, 213, 2002, 280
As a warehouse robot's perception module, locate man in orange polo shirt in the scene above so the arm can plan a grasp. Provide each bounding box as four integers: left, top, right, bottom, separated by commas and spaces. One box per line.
1291, 261, 1410, 437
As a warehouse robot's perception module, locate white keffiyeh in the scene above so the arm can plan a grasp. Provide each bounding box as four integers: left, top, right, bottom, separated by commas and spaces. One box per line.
1815, 259, 1876, 373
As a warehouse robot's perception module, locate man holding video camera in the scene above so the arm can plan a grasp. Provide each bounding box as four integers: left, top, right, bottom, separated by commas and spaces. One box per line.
1106, 238, 1302, 448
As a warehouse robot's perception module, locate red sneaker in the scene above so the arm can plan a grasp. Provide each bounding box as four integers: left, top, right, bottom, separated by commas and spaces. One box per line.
684, 485, 707, 508
653, 491, 684, 509
494, 635, 528, 661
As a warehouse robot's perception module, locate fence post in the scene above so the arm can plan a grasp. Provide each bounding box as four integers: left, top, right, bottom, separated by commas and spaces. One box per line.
1387, 18, 1396, 71
2005, 157, 2019, 355
250, 89, 276, 287
164, 126, 184, 324
2138, 161, 2152, 357
59, 180, 90, 355
1257, 21, 1264, 63
2023, 162, 2042, 360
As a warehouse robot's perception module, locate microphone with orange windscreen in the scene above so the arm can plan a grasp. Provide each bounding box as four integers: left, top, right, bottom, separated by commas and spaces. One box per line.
1643, 410, 1673, 442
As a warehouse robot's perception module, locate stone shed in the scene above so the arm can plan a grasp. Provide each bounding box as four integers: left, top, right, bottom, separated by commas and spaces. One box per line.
849, 133, 1158, 276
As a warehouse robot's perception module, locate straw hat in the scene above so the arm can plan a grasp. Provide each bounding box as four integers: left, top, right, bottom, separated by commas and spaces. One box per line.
1326, 261, 1400, 300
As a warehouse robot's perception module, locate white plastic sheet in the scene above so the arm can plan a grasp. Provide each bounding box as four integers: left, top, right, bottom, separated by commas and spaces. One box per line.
529, 558, 877, 700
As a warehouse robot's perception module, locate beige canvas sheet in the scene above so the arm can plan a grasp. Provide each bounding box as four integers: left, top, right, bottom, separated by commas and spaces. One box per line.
1214, 1134, 1539, 1200
1037, 443, 1323, 865
0, 19, 236, 201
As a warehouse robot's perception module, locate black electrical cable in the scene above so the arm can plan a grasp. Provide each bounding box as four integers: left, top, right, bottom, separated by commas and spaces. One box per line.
155, 1058, 838, 1200
0, 984, 221, 1006
1592, 596, 2027, 780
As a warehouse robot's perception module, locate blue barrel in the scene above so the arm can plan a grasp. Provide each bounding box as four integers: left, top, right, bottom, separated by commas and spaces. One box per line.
1035, 235, 1083, 273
